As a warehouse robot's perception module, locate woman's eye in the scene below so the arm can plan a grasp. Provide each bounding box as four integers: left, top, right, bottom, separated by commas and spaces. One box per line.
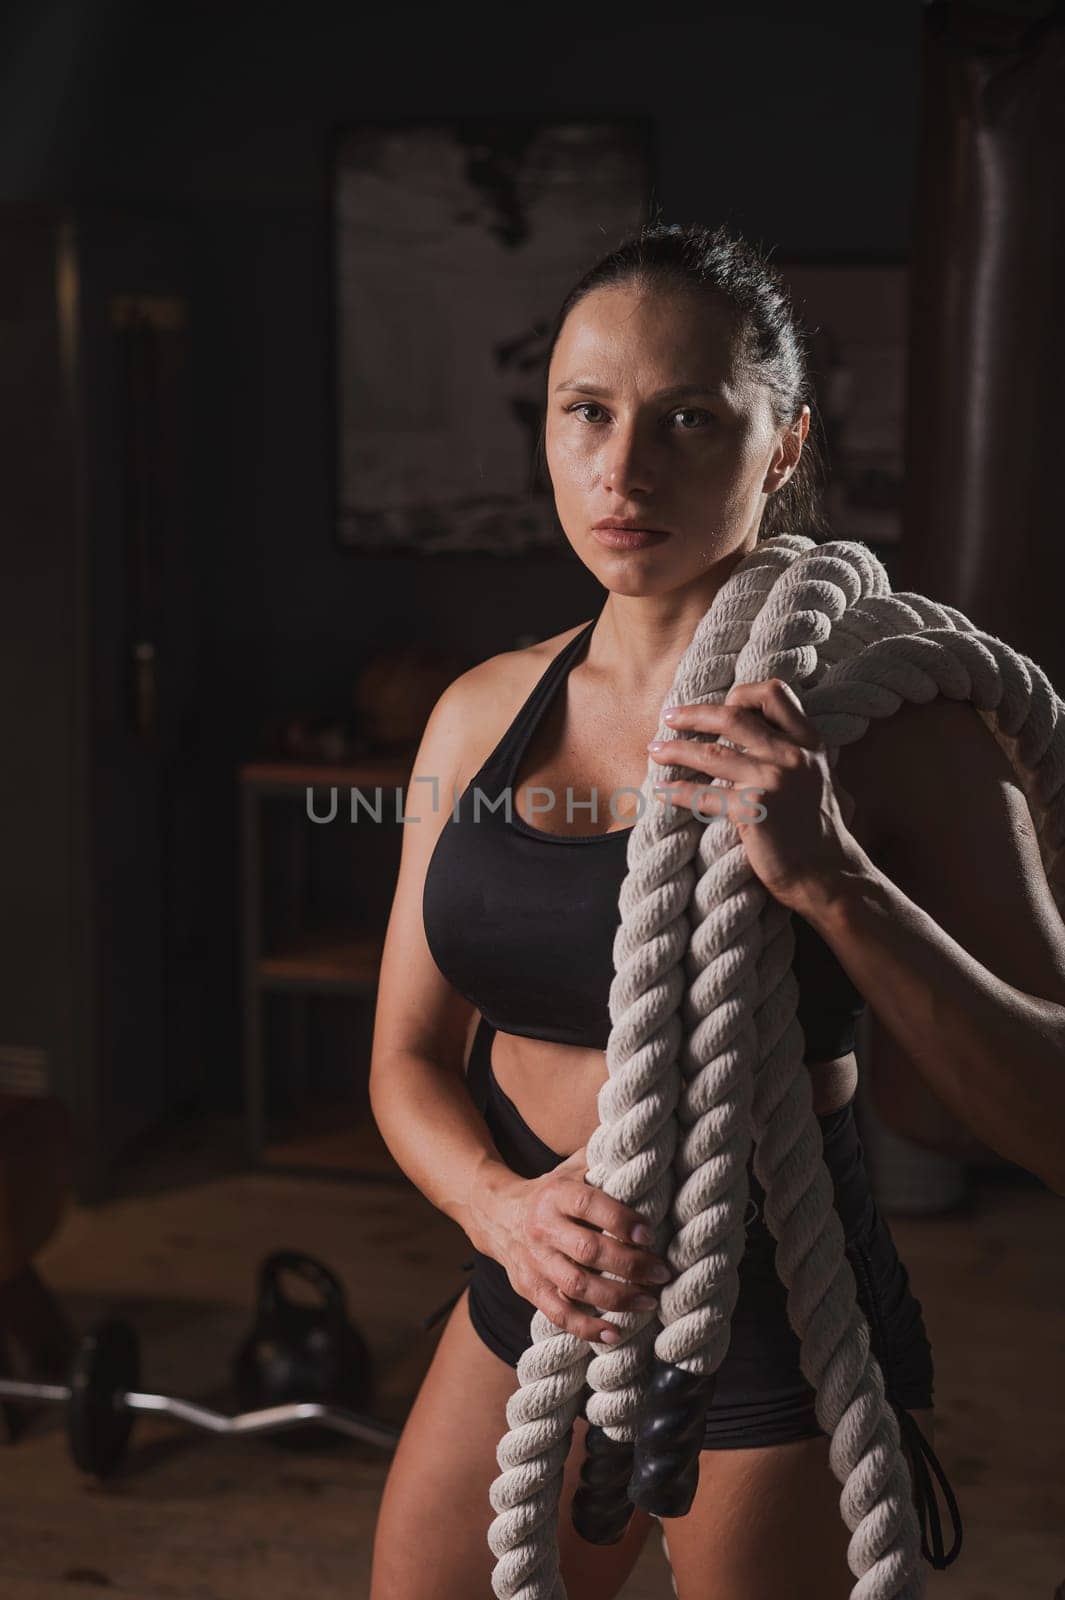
564, 402, 712, 430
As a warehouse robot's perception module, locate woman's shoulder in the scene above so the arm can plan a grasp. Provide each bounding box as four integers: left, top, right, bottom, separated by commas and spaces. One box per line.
419, 620, 595, 792
834, 687, 1065, 1019
835, 695, 1020, 861
439, 618, 592, 726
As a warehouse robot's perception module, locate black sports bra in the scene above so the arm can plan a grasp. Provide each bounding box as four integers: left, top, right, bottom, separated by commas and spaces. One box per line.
422, 616, 867, 1057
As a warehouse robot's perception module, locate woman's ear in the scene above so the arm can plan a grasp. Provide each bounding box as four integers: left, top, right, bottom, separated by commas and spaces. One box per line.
762, 404, 810, 496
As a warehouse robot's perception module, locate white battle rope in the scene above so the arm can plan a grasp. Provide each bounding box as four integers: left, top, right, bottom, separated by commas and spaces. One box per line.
485, 535, 1065, 1600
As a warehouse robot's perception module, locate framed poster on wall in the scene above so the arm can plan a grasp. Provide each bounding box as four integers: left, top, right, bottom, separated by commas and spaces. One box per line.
332, 117, 655, 555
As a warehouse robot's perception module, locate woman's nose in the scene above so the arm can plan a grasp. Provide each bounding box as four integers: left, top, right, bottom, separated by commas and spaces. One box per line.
603, 434, 656, 498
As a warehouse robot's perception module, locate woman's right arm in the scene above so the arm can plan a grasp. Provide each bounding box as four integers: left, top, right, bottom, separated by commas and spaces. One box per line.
368, 666, 671, 1344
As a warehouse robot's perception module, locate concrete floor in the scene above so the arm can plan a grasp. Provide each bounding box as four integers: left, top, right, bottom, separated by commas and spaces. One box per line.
1, 1112, 1063, 1599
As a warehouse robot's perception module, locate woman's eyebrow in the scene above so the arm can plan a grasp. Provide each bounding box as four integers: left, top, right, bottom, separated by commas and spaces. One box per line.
552, 379, 723, 401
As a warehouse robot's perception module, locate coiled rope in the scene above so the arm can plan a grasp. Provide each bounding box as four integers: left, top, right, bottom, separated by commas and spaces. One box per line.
485, 535, 1065, 1600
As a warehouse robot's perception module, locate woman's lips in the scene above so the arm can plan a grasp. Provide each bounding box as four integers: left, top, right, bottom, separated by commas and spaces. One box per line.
591, 525, 671, 551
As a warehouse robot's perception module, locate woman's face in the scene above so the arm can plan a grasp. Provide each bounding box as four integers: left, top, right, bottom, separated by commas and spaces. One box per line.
544, 283, 806, 595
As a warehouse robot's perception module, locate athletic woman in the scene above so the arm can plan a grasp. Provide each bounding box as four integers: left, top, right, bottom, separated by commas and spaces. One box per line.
368, 223, 1065, 1598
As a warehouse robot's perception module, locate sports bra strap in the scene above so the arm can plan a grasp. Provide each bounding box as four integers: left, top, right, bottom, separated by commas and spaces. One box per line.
490, 618, 598, 793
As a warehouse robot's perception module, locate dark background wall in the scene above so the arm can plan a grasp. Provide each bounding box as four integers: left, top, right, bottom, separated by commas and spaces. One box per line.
0, 2, 922, 1122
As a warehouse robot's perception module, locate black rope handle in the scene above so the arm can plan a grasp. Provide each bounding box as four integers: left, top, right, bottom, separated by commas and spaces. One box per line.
570, 1421, 636, 1545
628, 1358, 718, 1516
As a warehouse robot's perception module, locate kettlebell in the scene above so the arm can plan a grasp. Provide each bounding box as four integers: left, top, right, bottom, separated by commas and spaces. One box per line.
232, 1250, 373, 1451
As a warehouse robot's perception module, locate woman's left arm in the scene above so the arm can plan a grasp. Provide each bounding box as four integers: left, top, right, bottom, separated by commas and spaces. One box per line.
649, 688, 1065, 1196
813, 695, 1065, 1196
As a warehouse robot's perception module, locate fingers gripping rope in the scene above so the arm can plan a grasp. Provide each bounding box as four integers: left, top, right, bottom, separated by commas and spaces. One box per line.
486, 536, 1065, 1600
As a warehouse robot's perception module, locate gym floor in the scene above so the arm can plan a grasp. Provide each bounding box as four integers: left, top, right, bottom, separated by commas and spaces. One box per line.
2, 1115, 1063, 1600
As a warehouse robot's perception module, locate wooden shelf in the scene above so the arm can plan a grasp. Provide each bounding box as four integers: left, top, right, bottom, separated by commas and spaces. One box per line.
257, 929, 383, 992
241, 757, 399, 1171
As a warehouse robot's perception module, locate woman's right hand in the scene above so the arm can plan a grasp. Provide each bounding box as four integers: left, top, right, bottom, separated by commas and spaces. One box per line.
475, 1147, 673, 1344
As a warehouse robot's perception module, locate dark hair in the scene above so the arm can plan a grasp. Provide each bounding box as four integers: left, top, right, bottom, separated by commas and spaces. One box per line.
535, 221, 829, 542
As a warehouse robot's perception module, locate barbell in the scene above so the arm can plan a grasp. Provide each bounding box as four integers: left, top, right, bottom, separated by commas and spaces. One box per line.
0, 1317, 401, 1479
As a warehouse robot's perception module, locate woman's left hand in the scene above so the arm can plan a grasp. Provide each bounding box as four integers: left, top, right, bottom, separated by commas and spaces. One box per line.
646, 678, 864, 915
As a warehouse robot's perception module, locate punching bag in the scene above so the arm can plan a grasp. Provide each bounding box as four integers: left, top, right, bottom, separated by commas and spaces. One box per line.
901, 1, 1065, 690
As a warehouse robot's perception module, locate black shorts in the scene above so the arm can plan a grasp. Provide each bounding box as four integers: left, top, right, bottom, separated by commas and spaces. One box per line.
429, 1020, 963, 1566
469, 1080, 934, 1430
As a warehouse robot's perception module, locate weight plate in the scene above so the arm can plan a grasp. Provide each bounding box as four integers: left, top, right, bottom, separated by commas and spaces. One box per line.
69, 1319, 140, 1478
